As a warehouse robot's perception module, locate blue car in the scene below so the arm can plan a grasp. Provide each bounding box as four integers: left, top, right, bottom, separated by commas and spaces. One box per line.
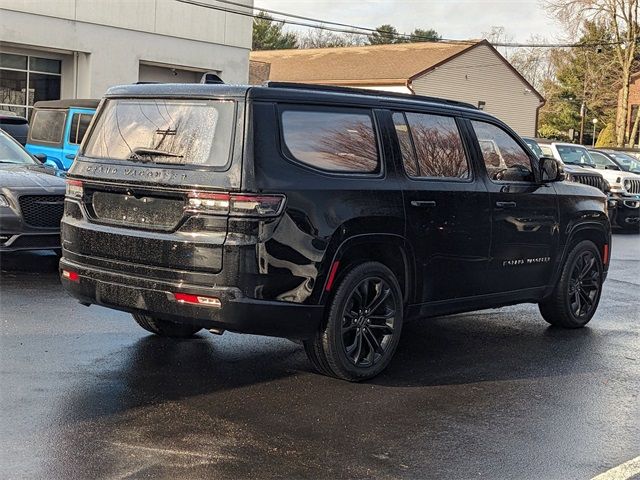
25, 99, 99, 170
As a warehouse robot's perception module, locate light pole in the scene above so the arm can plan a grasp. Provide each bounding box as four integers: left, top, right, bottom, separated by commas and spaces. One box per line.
592, 118, 598, 147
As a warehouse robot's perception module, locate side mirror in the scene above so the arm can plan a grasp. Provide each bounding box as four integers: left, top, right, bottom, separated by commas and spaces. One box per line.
33, 153, 47, 163
605, 164, 620, 171
539, 156, 564, 182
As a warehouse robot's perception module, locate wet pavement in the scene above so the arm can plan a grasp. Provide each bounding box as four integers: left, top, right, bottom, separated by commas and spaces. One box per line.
1, 233, 638, 479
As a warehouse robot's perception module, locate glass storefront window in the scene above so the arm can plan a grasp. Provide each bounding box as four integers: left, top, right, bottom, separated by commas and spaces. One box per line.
0, 53, 27, 70
0, 52, 61, 119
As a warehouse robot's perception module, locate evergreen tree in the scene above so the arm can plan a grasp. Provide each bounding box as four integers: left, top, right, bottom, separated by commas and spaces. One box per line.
252, 12, 297, 51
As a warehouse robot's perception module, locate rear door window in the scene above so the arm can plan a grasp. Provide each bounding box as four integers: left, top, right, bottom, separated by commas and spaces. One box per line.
83, 99, 235, 167
30, 110, 65, 144
392, 111, 470, 179
281, 108, 379, 173
68, 113, 94, 145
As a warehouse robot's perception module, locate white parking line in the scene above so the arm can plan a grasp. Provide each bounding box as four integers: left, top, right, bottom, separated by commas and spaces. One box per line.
591, 455, 640, 480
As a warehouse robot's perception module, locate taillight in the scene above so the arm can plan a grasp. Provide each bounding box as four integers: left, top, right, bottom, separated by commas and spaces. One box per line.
173, 292, 221, 308
187, 192, 285, 217
66, 179, 83, 199
61, 269, 79, 282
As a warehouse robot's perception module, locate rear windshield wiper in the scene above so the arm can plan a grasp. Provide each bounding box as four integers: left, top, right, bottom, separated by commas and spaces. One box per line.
128, 148, 184, 162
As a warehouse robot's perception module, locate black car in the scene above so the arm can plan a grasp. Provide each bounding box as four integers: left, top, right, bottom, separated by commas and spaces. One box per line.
60, 83, 611, 381
0, 129, 66, 253
0, 113, 29, 146
588, 148, 640, 230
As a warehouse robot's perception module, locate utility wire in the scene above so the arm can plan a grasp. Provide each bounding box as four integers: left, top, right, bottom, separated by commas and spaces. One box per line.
176, 0, 634, 48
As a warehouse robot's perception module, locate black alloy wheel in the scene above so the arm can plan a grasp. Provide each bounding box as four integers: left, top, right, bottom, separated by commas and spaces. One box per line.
341, 277, 397, 368
304, 261, 403, 381
539, 240, 603, 328
567, 250, 601, 319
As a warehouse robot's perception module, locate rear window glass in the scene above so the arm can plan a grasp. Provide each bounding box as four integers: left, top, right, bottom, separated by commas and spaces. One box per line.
281, 109, 379, 173
30, 110, 65, 144
556, 145, 594, 166
83, 99, 235, 166
69, 113, 93, 145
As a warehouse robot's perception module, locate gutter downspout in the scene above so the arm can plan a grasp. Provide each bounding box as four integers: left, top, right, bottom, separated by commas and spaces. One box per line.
535, 98, 546, 137
406, 79, 415, 95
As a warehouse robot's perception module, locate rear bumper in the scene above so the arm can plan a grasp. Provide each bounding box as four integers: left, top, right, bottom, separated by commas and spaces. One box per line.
0, 232, 60, 252
59, 257, 324, 339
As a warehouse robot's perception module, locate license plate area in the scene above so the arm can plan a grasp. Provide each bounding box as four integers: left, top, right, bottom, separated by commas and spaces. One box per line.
89, 190, 186, 231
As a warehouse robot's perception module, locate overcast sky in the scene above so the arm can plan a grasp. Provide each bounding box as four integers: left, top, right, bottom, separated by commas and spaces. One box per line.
254, 0, 566, 44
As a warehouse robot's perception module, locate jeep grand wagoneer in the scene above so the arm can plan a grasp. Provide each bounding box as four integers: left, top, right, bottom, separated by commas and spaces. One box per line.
60, 83, 610, 381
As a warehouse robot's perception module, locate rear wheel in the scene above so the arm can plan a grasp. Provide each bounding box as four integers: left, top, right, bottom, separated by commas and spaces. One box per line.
304, 262, 403, 381
539, 240, 603, 328
132, 313, 202, 338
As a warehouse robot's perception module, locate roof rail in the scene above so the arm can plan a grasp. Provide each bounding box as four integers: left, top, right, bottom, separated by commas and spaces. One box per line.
263, 81, 477, 110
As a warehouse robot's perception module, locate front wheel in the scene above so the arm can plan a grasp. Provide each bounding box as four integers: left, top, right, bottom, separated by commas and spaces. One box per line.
304, 262, 403, 381
132, 313, 202, 338
539, 240, 604, 328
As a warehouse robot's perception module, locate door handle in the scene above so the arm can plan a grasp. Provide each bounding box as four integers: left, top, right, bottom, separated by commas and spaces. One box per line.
411, 200, 437, 207
65, 154, 76, 160
496, 201, 517, 208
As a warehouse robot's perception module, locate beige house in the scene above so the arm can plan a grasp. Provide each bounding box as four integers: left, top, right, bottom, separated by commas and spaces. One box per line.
250, 40, 544, 136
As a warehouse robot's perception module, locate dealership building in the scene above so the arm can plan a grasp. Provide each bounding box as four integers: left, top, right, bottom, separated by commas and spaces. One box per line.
0, 0, 253, 118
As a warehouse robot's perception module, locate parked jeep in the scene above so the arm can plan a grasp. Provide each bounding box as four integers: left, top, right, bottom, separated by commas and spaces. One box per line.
25, 99, 98, 170
60, 83, 611, 381
524, 139, 609, 193
589, 148, 640, 230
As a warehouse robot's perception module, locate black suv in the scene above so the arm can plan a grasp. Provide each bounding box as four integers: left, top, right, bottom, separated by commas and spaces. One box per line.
60, 83, 611, 381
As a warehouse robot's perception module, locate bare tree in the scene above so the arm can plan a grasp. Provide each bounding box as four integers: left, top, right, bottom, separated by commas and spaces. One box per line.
297, 28, 363, 49
545, 0, 639, 146
482, 26, 515, 59
509, 36, 558, 92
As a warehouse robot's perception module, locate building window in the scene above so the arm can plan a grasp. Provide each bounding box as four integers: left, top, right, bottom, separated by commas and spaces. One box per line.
477, 101, 486, 110
0, 52, 62, 119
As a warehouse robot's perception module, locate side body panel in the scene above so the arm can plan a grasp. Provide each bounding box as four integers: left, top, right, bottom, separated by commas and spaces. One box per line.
243, 100, 406, 305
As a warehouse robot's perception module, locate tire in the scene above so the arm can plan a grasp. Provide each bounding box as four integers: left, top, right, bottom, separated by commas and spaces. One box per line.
132, 313, 202, 338
304, 262, 403, 381
539, 240, 603, 328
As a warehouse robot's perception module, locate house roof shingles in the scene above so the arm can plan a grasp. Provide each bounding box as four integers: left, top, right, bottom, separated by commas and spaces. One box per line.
250, 41, 478, 85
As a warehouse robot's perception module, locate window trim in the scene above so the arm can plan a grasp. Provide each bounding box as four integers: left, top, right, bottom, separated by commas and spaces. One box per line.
392, 110, 474, 183
467, 117, 538, 185
277, 103, 384, 178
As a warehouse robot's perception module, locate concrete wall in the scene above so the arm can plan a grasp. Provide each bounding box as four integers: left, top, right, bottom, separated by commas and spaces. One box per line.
411, 44, 543, 137
0, 0, 253, 98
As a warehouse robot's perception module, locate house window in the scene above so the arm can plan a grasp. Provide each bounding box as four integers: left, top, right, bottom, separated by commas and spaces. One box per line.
477, 101, 486, 110
0, 52, 62, 119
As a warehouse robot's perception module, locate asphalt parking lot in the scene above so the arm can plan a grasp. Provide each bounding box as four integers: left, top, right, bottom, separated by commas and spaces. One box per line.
1, 233, 638, 480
